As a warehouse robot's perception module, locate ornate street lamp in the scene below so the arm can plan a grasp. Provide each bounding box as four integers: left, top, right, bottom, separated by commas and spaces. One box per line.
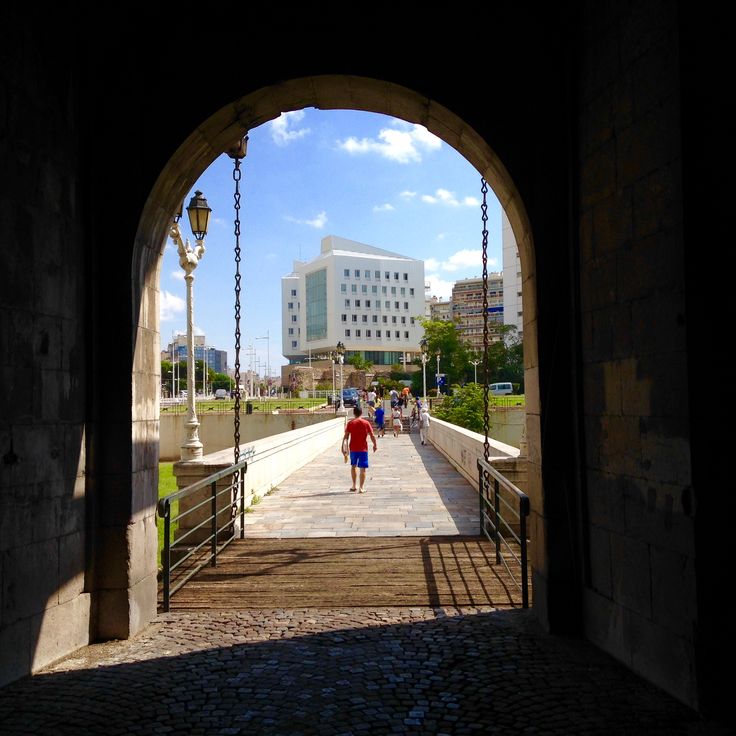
170, 190, 211, 460
336, 341, 345, 413
436, 349, 442, 396
420, 337, 429, 405
470, 358, 481, 384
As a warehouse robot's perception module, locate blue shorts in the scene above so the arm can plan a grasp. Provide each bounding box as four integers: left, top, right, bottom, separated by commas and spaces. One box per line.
349, 451, 369, 468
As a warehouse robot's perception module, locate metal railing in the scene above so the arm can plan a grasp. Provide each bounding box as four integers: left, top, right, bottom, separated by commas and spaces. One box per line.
477, 456, 530, 607
157, 458, 248, 611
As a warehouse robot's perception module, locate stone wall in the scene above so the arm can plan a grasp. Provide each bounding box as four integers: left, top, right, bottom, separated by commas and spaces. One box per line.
577, 2, 696, 706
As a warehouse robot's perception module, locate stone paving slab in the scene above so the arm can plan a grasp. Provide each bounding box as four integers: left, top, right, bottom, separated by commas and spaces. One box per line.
242, 431, 480, 538
0, 608, 731, 735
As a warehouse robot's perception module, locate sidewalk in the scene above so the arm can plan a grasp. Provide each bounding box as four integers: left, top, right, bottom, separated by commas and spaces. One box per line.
242, 427, 479, 538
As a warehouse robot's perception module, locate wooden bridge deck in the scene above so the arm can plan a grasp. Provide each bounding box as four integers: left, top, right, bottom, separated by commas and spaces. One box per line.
167, 536, 527, 610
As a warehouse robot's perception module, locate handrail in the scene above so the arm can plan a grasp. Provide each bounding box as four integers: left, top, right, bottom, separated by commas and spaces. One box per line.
477, 456, 530, 607
158, 457, 248, 612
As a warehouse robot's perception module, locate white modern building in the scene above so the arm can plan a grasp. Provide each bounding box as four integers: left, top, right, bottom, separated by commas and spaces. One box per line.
282, 235, 426, 367
502, 210, 523, 337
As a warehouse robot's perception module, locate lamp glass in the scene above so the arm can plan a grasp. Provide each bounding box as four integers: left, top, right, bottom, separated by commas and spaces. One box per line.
186, 190, 212, 240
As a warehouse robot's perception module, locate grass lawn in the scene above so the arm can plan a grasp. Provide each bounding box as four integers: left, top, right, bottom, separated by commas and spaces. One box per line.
157, 462, 179, 565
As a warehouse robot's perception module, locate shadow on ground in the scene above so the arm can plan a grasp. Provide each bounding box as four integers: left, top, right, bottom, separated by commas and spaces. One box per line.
0, 608, 729, 735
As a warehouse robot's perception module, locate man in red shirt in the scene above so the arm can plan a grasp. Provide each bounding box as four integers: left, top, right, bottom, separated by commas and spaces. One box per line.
341, 406, 377, 493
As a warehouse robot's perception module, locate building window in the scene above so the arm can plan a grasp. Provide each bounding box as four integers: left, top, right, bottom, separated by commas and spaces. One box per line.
394, 272, 399, 280
291, 289, 297, 296
365, 299, 371, 308
341, 284, 347, 293
403, 273, 408, 281
409, 288, 414, 296
355, 299, 361, 307
362, 315, 368, 323
344, 269, 350, 277
394, 301, 399, 309
355, 269, 360, 278
366, 329, 371, 337
356, 329, 361, 337
291, 315, 298, 322
392, 316, 397, 324
401, 316, 406, 324
391, 286, 396, 295
292, 340, 298, 348
345, 299, 350, 308
377, 330, 382, 338
345, 329, 351, 337
372, 315, 378, 323
351, 284, 357, 293
382, 286, 387, 295
404, 331, 409, 339
395, 331, 400, 338
288, 328, 294, 335
352, 314, 357, 323
374, 270, 380, 279
341, 314, 347, 322
386, 331, 391, 339
410, 317, 415, 325
306, 268, 328, 341
362, 284, 367, 293
400, 287, 405, 296
382, 315, 388, 324
365, 270, 371, 278
372, 285, 378, 294
404, 302, 409, 310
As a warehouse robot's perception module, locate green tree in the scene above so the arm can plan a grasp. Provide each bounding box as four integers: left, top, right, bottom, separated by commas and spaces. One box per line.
348, 352, 374, 371
418, 318, 471, 388
210, 372, 232, 391
432, 382, 486, 433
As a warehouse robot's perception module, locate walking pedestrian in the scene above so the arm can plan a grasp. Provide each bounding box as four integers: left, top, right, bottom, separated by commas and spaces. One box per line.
391, 405, 402, 437
341, 406, 377, 493
374, 403, 385, 437
419, 406, 431, 445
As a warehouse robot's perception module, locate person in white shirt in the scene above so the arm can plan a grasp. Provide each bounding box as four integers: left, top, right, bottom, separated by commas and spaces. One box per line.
366, 389, 377, 417
392, 405, 402, 436
419, 407, 431, 445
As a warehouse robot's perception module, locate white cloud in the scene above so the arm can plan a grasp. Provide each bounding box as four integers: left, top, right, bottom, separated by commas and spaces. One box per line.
425, 275, 455, 301
160, 291, 185, 321
442, 249, 484, 272
420, 188, 479, 207
285, 211, 328, 229
337, 124, 441, 164
400, 190, 417, 199
170, 270, 184, 281
424, 258, 440, 273
270, 110, 311, 146
373, 203, 395, 212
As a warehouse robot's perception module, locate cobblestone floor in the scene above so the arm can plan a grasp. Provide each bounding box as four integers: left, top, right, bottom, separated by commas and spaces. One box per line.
0, 607, 732, 735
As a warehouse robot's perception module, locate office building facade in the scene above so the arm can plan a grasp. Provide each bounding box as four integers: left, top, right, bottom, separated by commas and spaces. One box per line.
282, 235, 425, 366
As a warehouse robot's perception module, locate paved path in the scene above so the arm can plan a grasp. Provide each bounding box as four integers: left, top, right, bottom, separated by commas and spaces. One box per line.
242, 427, 479, 538
0, 608, 731, 735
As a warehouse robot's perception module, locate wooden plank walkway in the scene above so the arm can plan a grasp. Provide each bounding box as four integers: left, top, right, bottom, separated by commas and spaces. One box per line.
168, 536, 526, 609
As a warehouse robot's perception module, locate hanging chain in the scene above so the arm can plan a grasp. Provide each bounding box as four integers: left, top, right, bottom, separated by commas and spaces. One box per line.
229, 136, 248, 471
481, 177, 490, 463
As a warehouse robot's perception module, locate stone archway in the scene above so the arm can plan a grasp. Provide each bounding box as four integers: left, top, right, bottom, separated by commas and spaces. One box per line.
131, 75, 542, 632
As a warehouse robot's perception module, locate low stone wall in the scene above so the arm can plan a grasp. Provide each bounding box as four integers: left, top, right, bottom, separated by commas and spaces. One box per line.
487, 407, 525, 448
173, 418, 345, 541
427, 417, 525, 490
161, 410, 332, 461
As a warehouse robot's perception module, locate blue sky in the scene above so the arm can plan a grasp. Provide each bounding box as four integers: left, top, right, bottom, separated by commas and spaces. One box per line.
159, 109, 503, 376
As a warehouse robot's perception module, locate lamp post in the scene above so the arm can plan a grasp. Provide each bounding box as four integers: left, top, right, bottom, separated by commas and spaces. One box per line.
470, 358, 481, 384
420, 338, 429, 405
170, 190, 212, 460
330, 350, 336, 405
436, 350, 442, 395
256, 331, 270, 396
336, 341, 345, 413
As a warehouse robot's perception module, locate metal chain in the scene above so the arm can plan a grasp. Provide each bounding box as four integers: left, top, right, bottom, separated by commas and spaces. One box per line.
229, 137, 248, 467
481, 177, 490, 462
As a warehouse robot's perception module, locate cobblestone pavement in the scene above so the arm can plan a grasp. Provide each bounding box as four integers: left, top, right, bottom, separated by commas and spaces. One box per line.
242, 429, 480, 538
0, 607, 732, 735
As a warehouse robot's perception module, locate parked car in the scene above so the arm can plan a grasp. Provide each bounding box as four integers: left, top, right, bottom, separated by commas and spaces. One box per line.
489, 382, 513, 395
214, 388, 228, 400
342, 388, 360, 407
